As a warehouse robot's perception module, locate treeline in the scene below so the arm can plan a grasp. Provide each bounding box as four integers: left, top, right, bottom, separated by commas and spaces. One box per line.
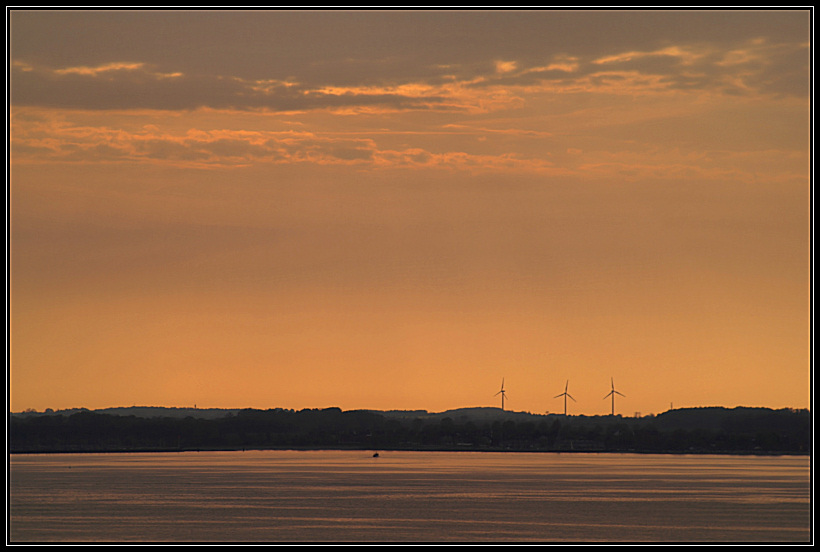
9, 406, 810, 455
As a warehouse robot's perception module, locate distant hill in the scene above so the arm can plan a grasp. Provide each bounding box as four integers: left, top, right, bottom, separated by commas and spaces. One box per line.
376, 407, 546, 422
12, 406, 243, 420
9, 405, 810, 455
98, 406, 243, 420
12, 405, 546, 421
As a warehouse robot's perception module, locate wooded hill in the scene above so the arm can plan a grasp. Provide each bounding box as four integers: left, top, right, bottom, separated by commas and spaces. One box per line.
9, 406, 810, 455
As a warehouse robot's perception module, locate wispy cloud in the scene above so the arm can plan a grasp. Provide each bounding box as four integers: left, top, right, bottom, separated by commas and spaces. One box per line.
11, 118, 565, 174
9, 11, 809, 180
11, 30, 808, 114
467, 38, 808, 99
13, 113, 804, 184
10, 61, 459, 113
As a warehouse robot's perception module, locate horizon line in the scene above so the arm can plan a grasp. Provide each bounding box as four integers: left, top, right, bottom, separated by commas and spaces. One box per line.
12, 404, 811, 416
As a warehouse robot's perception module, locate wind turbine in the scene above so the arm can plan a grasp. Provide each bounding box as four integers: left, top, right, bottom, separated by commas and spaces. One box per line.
554, 380, 575, 416
494, 378, 508, 410
603, 377, 625, 416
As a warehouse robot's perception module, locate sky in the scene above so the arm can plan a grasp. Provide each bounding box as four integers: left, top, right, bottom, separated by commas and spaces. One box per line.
8, 9, 812, 416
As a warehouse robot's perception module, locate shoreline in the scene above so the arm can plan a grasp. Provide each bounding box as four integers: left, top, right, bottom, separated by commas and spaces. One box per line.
9, 446, 808, 457
11, 406, 810, 458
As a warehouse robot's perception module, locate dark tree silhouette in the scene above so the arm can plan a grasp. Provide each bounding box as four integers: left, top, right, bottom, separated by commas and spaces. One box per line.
9, 406, 810, 455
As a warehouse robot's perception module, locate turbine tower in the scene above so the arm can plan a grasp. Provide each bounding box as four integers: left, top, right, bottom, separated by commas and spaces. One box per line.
495, 378, 508, 410
603, 377, 625, 416
554, 380, 575, 416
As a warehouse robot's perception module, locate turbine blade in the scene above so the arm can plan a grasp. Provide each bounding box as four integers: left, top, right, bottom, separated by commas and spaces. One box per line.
568, 394, 576, 402
616, 391, 625, 397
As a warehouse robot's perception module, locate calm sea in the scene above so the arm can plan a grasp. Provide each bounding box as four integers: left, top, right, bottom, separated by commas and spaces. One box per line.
8, 450, 811, 543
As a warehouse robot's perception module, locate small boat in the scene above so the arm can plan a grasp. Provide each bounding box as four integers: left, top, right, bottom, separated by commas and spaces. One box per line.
372, 452, 379, 458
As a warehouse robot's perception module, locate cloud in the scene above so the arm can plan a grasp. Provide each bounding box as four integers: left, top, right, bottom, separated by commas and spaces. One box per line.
11, 97, 807, 183
51, 61, 154, 76
9, 11, 808, 181
10, 61, 456, 113
467, 38, 808, 99
10, 11, 809, 113
10, 116, 574, 175
11, 11, 808, 77
591, 40, 810, 97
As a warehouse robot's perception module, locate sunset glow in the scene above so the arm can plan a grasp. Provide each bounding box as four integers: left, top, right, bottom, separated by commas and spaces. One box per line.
9, 10, 810, 416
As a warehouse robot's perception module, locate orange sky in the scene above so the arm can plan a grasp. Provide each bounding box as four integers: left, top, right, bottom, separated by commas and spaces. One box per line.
9, 10, 811, 416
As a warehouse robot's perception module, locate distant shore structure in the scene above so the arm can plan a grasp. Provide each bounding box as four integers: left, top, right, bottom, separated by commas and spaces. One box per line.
494, 378, 508, 411
603, 378, 625, 416
554, 380, 576, 416
495, 377, 629, 416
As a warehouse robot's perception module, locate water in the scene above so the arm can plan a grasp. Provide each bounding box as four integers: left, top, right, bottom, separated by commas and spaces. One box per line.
9, 450, 811, 543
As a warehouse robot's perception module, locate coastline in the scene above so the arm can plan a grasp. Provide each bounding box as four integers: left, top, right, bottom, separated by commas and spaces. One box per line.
9, 445, 809, 457
10, 405, 811, 457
